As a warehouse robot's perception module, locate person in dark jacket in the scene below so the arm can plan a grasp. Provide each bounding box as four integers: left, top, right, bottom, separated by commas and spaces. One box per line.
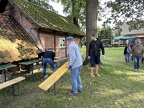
38, 50, 56, 78
88, 35, 105, 77
124, 42, 132, 64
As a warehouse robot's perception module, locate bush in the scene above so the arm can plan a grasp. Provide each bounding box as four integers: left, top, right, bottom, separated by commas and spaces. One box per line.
101, 39, 111, 44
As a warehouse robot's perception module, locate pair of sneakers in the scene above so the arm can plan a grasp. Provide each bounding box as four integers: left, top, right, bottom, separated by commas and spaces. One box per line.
134, 69, 141, 71
69, 90, 82, 96
44, 75, 48, 79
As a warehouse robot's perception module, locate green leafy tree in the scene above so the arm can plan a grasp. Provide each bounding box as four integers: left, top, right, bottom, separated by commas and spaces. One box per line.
26, 0, 57, 13
98, 26, 113, 40
82, 26, 101, 46
52, 0, 86, 29
106, 0, 144, 31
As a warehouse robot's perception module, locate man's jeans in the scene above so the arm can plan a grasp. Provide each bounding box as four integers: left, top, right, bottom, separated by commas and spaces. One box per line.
42, 58, 56, 77
71, 65, 82, 94
133, 56, 141, 70
125, 53, 130, 63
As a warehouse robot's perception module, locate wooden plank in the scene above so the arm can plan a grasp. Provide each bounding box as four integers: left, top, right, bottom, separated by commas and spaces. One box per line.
81, 52, 84, 55
38, 62, 69, 91
38, 52, 84, 91
0, 77, 25, 90
54, 58, 67, 62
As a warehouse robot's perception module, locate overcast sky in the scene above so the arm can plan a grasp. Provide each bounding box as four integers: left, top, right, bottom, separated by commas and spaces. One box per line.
49, 0, 111, 16
49, 1, 65, 16
49, 0, 114, 26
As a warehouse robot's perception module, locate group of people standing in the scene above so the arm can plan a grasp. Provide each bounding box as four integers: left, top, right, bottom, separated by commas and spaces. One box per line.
124, 39, 144, 71
38, 35, 144, 96
38, 35, 105, 96
38, 36, 83, 96
66, 35, 105, 95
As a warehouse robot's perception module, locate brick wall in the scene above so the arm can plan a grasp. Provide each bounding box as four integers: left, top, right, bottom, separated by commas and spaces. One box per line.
12, 8, 40, 44
39, 34, 81, 58
39, 33, 54, 50
39, 34, 67, 58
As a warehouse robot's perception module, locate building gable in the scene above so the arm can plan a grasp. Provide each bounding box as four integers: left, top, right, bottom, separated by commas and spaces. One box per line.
0, 14, 40, 64
9, 0, 85, 36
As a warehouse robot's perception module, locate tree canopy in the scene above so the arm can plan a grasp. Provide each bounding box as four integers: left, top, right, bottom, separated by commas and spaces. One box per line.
26, 0, 144, 33
26, 0, 57, 13
98, 26, 113, 40
106, 0, 144, 31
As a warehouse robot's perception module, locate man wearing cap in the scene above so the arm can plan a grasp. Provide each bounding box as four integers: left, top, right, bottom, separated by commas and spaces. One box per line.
131, 39, 144, 71
88, 35, 105, 77
66, 36, 83, 96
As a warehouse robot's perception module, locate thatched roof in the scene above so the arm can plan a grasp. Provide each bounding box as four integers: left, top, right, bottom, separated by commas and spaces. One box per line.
0, 14, 40, 64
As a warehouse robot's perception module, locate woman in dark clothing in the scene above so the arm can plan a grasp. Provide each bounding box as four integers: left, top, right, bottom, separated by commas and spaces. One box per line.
124, 43, 132, 64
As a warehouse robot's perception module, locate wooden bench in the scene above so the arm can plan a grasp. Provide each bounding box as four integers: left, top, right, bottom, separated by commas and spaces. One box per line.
0, 77, 25, 95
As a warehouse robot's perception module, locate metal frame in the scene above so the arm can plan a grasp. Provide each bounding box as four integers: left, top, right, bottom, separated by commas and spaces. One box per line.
10, 83, 19, 96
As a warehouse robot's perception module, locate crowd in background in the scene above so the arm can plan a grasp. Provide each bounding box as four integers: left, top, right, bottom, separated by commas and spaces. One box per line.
124, 39, 144, 71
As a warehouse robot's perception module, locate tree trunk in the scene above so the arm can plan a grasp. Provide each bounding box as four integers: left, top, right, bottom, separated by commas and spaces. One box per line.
72, 0, 79, 27
84, 0, 99, 65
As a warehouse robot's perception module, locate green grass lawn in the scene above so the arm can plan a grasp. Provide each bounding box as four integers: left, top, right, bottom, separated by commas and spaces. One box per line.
0, 47, 144, 108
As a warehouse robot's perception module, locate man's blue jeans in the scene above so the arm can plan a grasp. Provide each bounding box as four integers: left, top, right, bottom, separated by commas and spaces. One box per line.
125, 53, 130, 63
42, 58, 56, 77
70, 65, 82, 94
133, 56, 141, 70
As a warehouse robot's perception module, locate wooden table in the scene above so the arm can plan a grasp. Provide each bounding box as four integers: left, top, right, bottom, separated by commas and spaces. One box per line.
19, 59, 41, 81
0, 64, 17, 82
55, 57, 61, 60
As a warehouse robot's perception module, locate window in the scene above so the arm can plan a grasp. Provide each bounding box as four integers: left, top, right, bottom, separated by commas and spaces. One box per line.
59, 38, 65, 48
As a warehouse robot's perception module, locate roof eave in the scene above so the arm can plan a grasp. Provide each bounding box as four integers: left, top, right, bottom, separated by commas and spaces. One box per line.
8, 0, 40, 28
39, 27, 85, 37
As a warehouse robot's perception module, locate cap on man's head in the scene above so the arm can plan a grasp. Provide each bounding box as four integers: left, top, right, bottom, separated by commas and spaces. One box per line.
66, 36, 74, 40
136, 39, 141, 43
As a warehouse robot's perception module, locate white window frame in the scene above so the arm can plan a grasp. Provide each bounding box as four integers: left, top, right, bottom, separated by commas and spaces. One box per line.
59, 38, 65, 48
